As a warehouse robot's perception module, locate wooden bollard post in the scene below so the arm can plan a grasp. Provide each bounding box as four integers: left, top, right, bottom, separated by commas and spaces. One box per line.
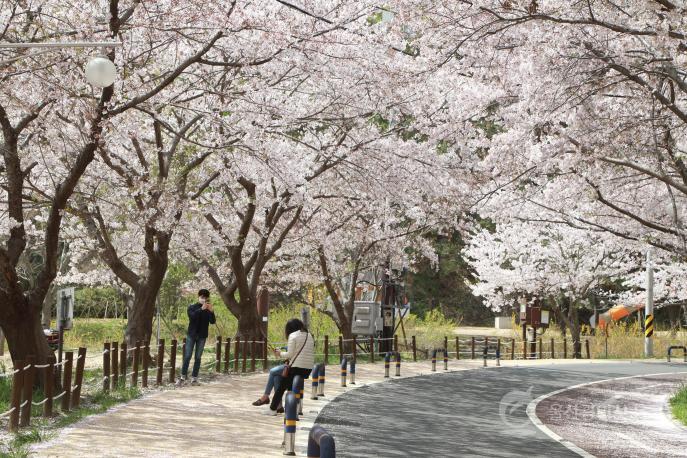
8, 360, 23, 432
538, 338, 543, 360
510, 338, 515, 360
71, 347, 87, 409
251, 341, 256, 372
324, 335, 329, 365
551, 338, 555, 359
456, 336, 460, 360
142, 341, 150, 388
411, 336, 417, 362
484, 337, 489, 359
103, 342, 111, 391
156, 339, 165, 386
394, 335, 399, 353
522, 339, 527, 360
233, 338, 240, 372
169, 339, 177, 383
215, 336, 222, 373
471, 337, 475, 359
338, 336, 343, 362
111, 342, 119, 388
263, 340, 268, 371
20, 356, 35, 427
120, 342, 127, 386
44, 359, 54, 418
369, 336, 374, 363
443, 336, 448, 357
585, 339, 591, 359
242, 340, 247, 373
132, 340, 141, 387
62, 351, 74, 412
224, 338, 231, 373
497, 339, 501, 363
563, 339, 568, 359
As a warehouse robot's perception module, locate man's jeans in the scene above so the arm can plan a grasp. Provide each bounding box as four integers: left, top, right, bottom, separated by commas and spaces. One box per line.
181, 335, 206, 378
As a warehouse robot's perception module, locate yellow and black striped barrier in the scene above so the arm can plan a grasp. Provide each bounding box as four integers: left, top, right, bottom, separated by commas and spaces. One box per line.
645, 314, 654, 338
317, 363, 326, 398
340, 356, 347, 387
283, 392, 298, 455
292, 374, 304, 416
310, 364, 319, 400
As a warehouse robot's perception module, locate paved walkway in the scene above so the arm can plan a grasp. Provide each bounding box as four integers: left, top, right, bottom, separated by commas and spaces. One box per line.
535, 372, 687, 457
31, 358, 485, 457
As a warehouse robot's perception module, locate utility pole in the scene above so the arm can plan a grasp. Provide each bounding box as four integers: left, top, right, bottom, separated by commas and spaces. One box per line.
380, 262, 395, 354
644, 249, 654, 358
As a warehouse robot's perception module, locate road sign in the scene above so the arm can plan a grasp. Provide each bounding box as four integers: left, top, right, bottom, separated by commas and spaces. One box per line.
530, 307, 541, 327
57, 287, 74, 330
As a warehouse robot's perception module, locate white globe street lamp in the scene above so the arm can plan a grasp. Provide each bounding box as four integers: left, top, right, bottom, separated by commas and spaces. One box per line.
0, 41, 121, 87
84, 56, 117, 88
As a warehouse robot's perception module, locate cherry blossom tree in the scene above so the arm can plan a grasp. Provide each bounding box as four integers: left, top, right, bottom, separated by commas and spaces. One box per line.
0, 1, 130, 365
398, 1, 687, 258
466, 221, 641, 356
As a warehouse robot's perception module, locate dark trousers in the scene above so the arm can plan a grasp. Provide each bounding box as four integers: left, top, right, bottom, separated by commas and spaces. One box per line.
270, 367, 312, 410
181, 335, 206, 378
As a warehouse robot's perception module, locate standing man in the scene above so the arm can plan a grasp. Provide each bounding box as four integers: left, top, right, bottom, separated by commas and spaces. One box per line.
179, 289, 216, 385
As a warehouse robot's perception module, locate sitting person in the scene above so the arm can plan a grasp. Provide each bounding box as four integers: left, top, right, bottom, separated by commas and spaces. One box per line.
262, 318, 314, 416
252, 362, 286, 407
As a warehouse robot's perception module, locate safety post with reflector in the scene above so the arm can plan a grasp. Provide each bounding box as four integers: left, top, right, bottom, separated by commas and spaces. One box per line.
340, 356, 347, 387
283, 392, 298, 455
395, 351, 401, 376
384, 352, 390, 378
292, 375, 304, 416
307, 425, 336, 458
350, 358, 356, 384
431, 349, 437, 372
317, 364, 325, 397
645, 314, 654, 339
311, 364, 320, 400
645, 249, 654, 357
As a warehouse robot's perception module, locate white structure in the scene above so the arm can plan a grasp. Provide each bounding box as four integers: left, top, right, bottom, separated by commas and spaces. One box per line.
494, 316, 511, 330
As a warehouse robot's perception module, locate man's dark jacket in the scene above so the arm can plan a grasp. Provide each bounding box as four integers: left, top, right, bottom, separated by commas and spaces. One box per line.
187, 303, 216, 339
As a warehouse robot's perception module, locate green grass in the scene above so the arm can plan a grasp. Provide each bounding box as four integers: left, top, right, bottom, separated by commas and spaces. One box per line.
670, 384, 687, 426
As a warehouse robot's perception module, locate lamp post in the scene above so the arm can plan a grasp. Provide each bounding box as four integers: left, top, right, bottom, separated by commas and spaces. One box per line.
1, 41, 120, 87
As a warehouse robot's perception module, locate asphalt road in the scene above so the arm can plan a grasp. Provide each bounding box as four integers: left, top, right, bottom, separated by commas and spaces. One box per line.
314, 362, 687, 457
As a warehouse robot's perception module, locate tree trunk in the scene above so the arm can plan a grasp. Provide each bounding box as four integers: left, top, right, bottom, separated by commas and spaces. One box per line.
41, 292, 53, 328
340, 321, 355, 355
0, 295, 54, 367
569, 305, 582, 359
236, 303, 265, 358
125, 274, 165, 359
